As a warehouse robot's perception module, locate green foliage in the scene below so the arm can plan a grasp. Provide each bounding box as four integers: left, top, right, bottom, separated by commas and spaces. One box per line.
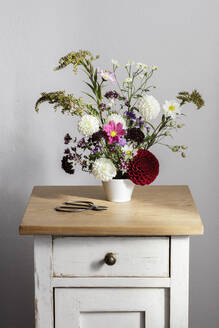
54, 50, 99, 73
85, 103, 99, 117
35, 91, 84, 116
177, 90, 205, 109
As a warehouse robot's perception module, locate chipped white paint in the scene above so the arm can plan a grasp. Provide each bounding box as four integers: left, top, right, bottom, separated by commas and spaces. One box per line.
53, 236, 169, 277
34, 236, 53, 328
55, 288, 167, 328
33, 236, 190, 327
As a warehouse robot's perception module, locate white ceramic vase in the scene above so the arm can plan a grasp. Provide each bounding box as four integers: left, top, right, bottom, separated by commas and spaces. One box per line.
102, 179, 135, 202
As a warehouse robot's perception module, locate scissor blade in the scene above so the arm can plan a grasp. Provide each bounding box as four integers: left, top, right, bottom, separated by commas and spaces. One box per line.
92, 206, 108, 211
55, 207, 86, 212
65, 201, 93, 206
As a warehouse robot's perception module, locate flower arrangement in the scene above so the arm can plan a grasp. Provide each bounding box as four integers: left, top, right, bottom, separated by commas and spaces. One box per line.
35, 50, 204, 186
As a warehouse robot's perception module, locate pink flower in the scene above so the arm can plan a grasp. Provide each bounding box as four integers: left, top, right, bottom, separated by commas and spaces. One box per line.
97, 68, 115, 83
104, 120, 125, 144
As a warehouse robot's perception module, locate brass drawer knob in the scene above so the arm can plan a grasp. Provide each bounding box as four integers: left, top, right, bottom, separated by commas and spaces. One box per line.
104, 252, 116, 266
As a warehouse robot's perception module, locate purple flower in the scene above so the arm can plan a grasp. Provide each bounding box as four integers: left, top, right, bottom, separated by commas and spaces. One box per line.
77, 138, 86, 148
136, 116, 144, 128
64, 133, 72, 144
125, 111, 136, 120
117, 138, 127, 146
146, 125, 150, 132
100, 103, 106, 110
104, 90, 120, 99
92, 147, 99, 154
64, 148, 70, 154
68, 154, 73, 160
92, 144, 103, 154
118, 158, 129, 172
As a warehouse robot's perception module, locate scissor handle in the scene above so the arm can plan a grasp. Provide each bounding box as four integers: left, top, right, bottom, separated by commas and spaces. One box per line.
55, 201, 108, 212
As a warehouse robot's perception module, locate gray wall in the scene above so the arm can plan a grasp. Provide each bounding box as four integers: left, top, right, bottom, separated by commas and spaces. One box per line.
0, 0, 218, 327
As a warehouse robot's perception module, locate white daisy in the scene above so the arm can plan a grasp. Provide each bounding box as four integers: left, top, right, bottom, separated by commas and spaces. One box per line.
125, 60, 135, 68
122, 145, 135, 158
112, 59, 119, 67
124, 77, 132, 84
163, 100, 181, 119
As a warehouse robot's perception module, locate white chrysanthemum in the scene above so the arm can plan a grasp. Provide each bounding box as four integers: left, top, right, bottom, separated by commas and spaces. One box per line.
163, 100, 180, 119
78, 114, 99, 137
105, 113, 127, 128
138, 95, 160, 121
92, 158, 117, 182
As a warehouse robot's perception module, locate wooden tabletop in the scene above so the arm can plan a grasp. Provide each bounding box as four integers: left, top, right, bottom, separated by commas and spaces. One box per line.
19, 185, 203, 236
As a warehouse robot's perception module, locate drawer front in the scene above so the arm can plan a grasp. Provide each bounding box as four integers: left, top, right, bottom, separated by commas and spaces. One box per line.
53, 237, 169, 277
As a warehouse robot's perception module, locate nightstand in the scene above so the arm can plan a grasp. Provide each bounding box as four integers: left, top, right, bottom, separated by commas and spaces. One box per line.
19, 185, 203, 328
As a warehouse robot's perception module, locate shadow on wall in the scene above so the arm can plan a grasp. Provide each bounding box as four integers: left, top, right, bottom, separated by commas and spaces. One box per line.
0, 99, 47, 327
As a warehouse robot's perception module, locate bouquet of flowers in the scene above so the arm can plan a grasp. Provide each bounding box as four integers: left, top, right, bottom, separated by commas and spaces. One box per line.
35, 50, 204, 186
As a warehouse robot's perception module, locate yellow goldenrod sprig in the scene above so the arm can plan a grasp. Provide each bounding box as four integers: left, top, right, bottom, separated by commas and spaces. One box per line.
35, 91, 84, 116
54, 50, 99, 73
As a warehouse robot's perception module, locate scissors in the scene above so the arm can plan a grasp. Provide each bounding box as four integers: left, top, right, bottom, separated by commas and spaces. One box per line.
55, 200, 108, 212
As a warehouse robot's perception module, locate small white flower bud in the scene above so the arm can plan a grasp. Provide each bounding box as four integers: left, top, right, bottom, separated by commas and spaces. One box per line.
170, 121, 176, 127
181, 145, 188, 150
172, 146, 180, 152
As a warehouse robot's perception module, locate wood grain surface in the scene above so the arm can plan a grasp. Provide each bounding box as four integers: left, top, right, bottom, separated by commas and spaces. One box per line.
19, 185, 203, 236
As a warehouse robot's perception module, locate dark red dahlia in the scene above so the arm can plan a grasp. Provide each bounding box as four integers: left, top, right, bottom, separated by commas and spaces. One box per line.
127, 149, 159, 185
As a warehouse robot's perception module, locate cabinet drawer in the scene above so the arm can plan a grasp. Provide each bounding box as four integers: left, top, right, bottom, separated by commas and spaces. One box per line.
53, 237, 169, 277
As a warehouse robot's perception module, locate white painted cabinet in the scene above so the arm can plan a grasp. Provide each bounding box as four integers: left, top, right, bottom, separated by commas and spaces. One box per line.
55, 288, 168, 328
34, 235, 189, 328
20, 186, 203, 327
